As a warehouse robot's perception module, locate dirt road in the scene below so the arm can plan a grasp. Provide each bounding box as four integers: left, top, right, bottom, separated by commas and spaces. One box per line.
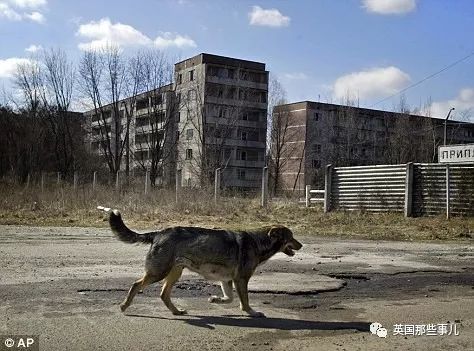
0, 225, 473, 350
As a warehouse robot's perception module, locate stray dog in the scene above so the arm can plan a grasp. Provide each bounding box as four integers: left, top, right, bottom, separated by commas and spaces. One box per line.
97, 206, 302, 318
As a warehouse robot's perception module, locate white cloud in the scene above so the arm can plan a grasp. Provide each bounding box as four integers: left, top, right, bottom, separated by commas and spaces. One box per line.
77, 18, 196, 51
0, 3, 22, 20
283, 72, 308, 80
333, 66, 411, 101
25, 10, 43, 23
0, 0, 46, 22
0, 57, 32, 78
248, 5, 290, 27
154, 32, 196, 49
8, 0, 46, 8
25, 44, 42, 52
77, 18, 151, 51
430, 88, 474, 120
362, 0, 416, 15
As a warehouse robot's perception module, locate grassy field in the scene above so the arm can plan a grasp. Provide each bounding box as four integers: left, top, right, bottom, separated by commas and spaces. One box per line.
0, 181, 472, 241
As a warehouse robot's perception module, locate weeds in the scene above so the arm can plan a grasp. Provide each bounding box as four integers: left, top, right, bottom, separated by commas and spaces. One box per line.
0, 182, 472, 241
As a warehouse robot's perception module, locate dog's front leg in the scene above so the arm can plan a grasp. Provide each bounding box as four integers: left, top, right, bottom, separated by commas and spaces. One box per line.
234, 278, 265, 318
209, 281, 233, 304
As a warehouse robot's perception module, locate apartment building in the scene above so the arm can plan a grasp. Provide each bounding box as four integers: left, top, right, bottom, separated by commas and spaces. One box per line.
85, 53, 268, 189
273, 101, 474, 192
174, 53, 268, 189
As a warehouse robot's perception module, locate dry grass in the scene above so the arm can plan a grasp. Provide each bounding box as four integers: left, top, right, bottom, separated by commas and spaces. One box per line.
0, 181, 472, 241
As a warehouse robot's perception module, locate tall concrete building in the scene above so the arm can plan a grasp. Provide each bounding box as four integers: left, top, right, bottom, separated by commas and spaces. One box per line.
272, 101, 474, 192
85, 53, 268, 189
174, 53, 268, 189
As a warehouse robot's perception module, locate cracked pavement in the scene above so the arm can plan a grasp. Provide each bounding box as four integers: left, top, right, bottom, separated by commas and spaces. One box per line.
0, 226, 473, 350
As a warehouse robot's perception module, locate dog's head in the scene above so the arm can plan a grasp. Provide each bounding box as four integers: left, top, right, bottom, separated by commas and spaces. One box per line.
268, 226, 302, 256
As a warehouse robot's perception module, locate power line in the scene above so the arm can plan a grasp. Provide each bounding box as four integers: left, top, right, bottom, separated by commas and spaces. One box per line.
369, 50, 474, 108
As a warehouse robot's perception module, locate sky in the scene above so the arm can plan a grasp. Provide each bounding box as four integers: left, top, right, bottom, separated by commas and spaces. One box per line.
0, 0, 473, 120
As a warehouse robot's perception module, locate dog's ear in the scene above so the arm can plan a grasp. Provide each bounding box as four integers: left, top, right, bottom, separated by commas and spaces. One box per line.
268, 226, 285, 241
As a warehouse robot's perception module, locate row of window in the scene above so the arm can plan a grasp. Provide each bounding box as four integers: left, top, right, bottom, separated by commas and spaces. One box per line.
136, 94, 164, 110
206, 66, 267, 84
177, 69, 194, 85
206, 126, 264, 142
206, 83, 267, 103
183, 148, 263, 162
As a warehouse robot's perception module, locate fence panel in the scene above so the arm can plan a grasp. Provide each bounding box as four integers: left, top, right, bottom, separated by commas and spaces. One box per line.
413, 163, 474, 216
331, 165, 407, 212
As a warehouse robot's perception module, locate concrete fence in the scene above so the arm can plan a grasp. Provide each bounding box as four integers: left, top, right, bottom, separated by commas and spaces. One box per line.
307, 163, 474, 217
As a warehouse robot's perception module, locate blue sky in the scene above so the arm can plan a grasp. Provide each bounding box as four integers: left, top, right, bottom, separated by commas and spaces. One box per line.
1, 0, 473, 120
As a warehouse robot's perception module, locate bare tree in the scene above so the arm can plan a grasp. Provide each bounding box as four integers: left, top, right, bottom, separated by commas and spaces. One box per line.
133, 49, 176, 187
79, 46, 141, 179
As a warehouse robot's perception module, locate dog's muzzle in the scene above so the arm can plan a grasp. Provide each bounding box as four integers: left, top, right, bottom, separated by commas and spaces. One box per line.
283, 238, 303, 256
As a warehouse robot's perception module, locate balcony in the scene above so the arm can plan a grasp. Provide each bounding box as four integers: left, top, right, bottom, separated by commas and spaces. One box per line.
205, 76, 267, 90
229, 160, 265, 168
205, 96, 267, 110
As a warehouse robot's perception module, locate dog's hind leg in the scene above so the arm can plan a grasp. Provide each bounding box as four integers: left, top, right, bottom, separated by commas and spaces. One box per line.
120, 273, 158, 312
208, 281, 233, 304
234, 278, 265, 318
160, 266, 186, 315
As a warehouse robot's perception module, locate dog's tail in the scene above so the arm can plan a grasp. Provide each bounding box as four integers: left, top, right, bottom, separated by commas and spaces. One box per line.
97, 206, 155, 244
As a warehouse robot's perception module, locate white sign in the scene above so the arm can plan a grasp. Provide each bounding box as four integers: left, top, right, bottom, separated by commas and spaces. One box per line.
439, 144, 474, 163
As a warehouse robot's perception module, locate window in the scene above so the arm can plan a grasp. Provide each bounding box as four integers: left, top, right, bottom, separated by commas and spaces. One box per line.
311, 159, 321, 169
186, 129, 193, 140
223, 148, 232, 160
237, 169, 246, 180
188, 89, 196, 101
177, 92, 181, 103
176, 131, 180, 141
241, 131, 247, 141
218, 107, 226, 118
185, 149, 193, 160
227, 69, 235, 79
178, 74, 182, 84
136, 98, 148, 110
239, 151, 247, 161
177, 111, 181, 122
189, 70, 194, 81
313, 112, 319, 121
312, 144, 321, 153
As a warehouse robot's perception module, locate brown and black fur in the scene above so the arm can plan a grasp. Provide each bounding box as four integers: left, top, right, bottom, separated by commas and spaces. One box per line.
98, 206, 302, 318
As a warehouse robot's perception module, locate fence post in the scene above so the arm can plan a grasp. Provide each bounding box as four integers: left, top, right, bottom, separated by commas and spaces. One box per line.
73, 172, 78, 190
144, 170, 150, 195
115, 171, 120, 191
446, 164, 450, 219
57, 172, 61, 185
41, 172, 45, 193
261, 166, 269, 207
214, 168, 221, 204
92, 171, 97, 191
324, 164, 333, 213
305, 185, 311, 207
404, 162, 414, 217
175, 169, 182, 204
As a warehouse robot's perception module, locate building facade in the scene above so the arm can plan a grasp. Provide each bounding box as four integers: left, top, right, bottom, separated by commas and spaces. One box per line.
174, 53, 268, 189
273, 101, 474, 192
85, 53, 268, 189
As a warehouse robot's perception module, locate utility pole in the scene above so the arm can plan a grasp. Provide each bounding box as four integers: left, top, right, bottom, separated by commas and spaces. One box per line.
444, 107, 455, 146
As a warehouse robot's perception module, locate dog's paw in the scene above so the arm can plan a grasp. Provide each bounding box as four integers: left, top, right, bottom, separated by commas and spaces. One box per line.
208, 296, 221, 303
246, 309, 266, 318
172, 309, 187, 315
119, 303, 128, 312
